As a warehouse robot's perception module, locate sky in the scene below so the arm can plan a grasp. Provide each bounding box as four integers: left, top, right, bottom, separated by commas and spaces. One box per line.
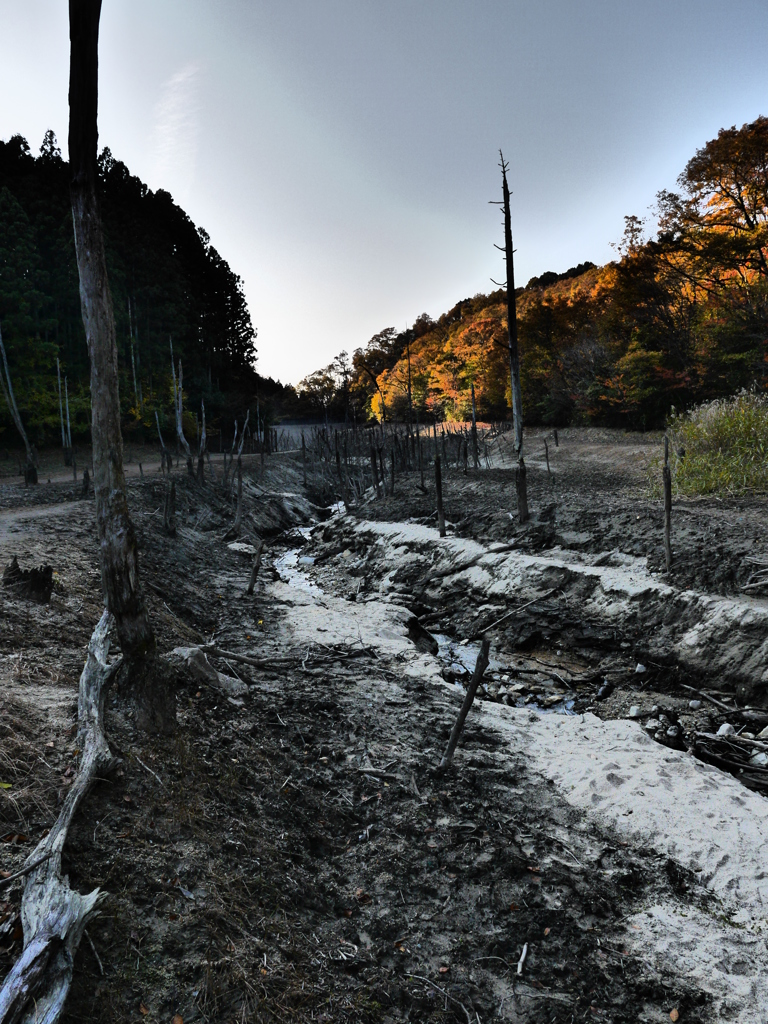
1, 0, 768, 385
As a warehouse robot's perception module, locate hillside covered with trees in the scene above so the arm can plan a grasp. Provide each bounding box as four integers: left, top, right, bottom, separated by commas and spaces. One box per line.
0, 130, 296, 449
299, 117, 768, 430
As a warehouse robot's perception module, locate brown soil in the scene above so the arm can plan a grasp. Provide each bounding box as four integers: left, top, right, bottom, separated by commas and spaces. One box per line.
1, 430, 763, 1023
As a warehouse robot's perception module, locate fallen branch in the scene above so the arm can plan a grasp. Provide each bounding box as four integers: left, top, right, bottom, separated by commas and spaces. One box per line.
438, 639, 490, 772
475, 588, 558, 637
0, 610, 117, 1024
679, 683, 734, 714
406, 974, 471, 1024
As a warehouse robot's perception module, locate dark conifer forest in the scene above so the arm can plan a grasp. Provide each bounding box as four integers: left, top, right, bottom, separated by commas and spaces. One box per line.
0, 130, 295, 448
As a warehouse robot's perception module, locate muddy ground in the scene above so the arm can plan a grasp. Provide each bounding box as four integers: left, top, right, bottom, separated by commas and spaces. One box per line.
1, 430, 767, 1024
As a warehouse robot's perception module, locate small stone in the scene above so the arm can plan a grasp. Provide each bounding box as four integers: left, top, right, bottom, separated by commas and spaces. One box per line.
749, 752, 768, 767
635, 663, 647, 674
596, 682, 614, 701
743, 732, 755, 740
717, 723, 736, 737
688, 700, 702, 710
644, 718, 660, 732
628, 706, 642, 718
758, 726, 768, 740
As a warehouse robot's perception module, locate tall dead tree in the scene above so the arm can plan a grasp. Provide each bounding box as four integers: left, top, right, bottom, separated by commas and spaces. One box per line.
495, 152, 529, 522
69, 0, 173, 732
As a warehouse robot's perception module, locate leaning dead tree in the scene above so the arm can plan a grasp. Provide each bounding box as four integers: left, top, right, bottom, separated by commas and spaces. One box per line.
495, 151, 529, 522
69, 0, 172, 732
0, 322, 37, 483
0, 613, 116, 1023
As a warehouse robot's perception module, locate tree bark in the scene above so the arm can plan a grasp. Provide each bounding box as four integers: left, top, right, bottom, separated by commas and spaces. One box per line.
69, 0, 172, 732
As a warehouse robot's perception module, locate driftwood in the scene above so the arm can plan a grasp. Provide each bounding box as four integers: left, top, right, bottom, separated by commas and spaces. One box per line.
0, 611, 116, 1024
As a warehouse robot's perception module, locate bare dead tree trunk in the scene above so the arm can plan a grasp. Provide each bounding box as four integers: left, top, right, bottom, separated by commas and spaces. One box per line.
498, 151, 529, 522
57, 357, 67, 461
69, 0, 173, 732
64, 376, 73, 464
435, 455, 446, 537
197, 399, 206, 482
0, 323, 36, 482
470, 381, 480, 469
170, 343, 194, 476
234, 456, 243, 534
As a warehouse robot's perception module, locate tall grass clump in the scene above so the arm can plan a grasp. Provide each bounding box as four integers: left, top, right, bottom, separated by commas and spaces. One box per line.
665, 391, 768, 496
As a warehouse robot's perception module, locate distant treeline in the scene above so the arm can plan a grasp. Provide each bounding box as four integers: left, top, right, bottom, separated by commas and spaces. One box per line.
298, 117, 768, 430
0, 130, 298, 448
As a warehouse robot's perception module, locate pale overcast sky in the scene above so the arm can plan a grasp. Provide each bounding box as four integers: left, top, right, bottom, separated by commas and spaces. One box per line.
1, 0, 767, 383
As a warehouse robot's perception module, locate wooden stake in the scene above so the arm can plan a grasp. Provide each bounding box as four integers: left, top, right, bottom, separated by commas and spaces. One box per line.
663, 435, 672, 570
439, 639, 490, 771
246, 539, 264, 596
516, 457, 529, 522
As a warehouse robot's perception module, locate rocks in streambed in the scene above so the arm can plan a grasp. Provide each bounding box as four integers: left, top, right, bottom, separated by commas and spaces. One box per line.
642, 705, 687, 750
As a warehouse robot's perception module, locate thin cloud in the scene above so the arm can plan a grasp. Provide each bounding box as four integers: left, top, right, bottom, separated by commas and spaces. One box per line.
150, 62, 200, 205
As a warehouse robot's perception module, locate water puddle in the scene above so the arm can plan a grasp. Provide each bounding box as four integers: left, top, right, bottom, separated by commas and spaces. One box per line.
273, 526, 320, 592
434, 633, 576, 716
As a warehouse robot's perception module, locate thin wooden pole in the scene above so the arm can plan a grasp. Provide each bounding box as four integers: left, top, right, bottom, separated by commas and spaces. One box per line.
435, 455, 446, 537
439, 640, 490, 771
663, 435, 673, 571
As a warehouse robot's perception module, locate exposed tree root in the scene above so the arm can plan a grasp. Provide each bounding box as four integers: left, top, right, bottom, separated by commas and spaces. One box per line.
0, 611, 116, 1024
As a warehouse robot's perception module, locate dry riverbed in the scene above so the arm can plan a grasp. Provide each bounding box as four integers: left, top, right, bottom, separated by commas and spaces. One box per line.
1, 431, 768, 1023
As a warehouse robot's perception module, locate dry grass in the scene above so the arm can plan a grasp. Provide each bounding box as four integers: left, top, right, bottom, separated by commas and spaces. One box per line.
666, 391, 768, 496
0, 694, 61, 829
